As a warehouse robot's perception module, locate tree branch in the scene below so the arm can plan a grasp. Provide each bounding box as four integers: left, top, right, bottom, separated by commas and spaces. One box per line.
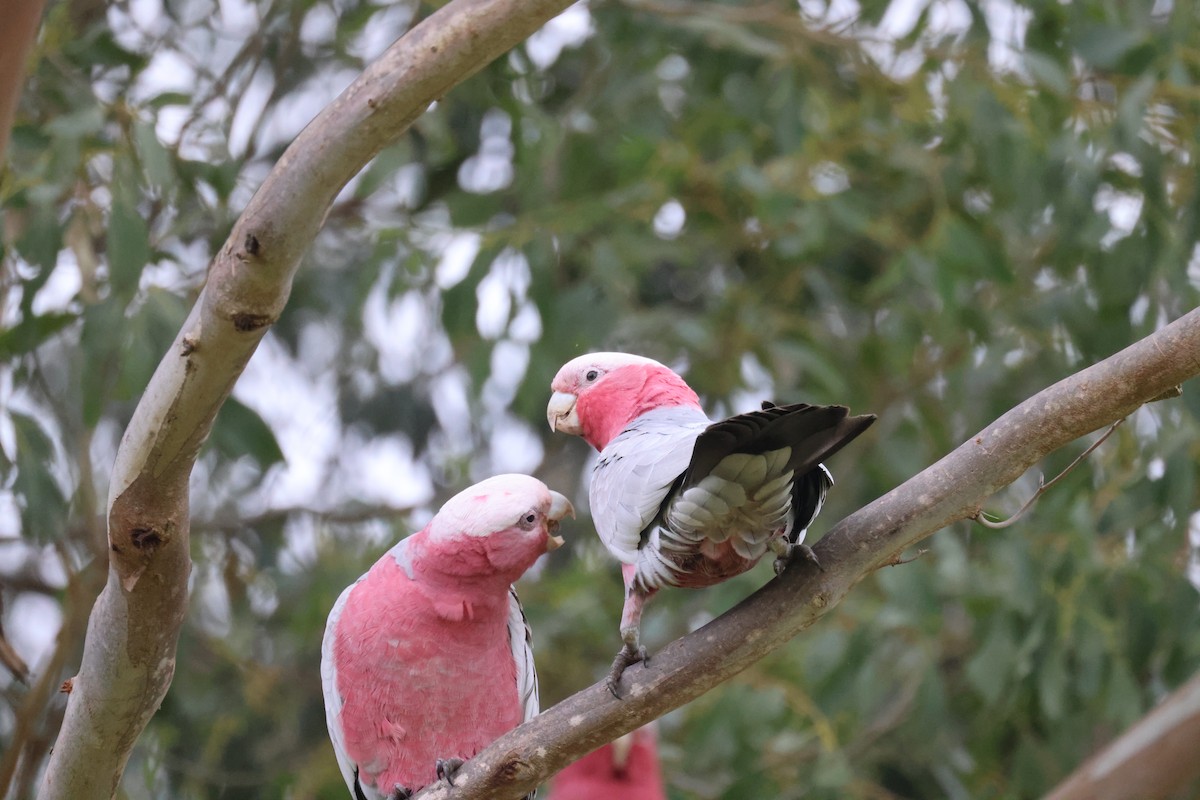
0, 0, 46, 167
411, 307, 1200, 800
37, 2, 574, 798
1043, 668, 1200, 800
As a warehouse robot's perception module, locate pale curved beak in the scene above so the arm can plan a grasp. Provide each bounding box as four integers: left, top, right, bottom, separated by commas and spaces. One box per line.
547, 391, 581, 435
545, 490, 575, 551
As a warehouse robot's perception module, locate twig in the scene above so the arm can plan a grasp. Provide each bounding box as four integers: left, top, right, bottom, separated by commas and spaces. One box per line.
974, 418, 1125, 529
882, 548, 928, 567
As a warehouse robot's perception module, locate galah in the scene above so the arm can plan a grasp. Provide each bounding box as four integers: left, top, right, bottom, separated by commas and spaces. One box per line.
321, 473, 573, 800
548, 725, 666, 800
547, 352, 874, 693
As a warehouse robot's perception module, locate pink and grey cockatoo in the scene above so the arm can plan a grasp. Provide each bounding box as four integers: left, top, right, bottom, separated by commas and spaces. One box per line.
321, 473, 574, 799
547, 352, 874, 694
548, 725, 666, 800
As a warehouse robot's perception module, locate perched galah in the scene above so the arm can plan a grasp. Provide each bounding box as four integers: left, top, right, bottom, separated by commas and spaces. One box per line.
321, 473, 573, 800
547, 352, 874, 693
548, 725, 666, 800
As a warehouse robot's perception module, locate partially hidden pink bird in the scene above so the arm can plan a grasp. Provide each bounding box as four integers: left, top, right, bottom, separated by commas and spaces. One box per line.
321, 473, 574, 799
547, 352, 875, 694
548, 725, 666, 800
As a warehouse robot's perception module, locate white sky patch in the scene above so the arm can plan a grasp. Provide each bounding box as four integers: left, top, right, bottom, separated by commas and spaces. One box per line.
732, 352, 776, 413
122, 0, 169, 39
1094, 185, 1144, 249
653, 199, 686, 240
1110, 152, 1144, 177
1187, 242, 1200, 291
5, 593, 62, 673
476, 249, 531, 339
339, 432, 434, 509
435, 232, 482, 289
233, 335, 342, 508
0, 495, 19, 538
348, 4, 417, 61
139, 49, 196, 97
30, 257, 82, 315
218, 0, 259, 33
459, 109, 515, 194
1189, 511, 1200, 593
525, 2, 595, 70
1146, 457, 1165, 481
810, 161, 850, 195
365, 289, 429, 384
429, 366, 473, 445
509, 301, 543, 343
656, 54, 690, 116
487, 415, 545, 477
229, 65, 275, 159
278, 515, 319, 575
981, 0, 1031, 72
195, 563, 233, 638
1129, 294, 1150, 327
799, 0, 863, 28
257, 67, 361, 155
483, 339, 530, 411
300, 3, 338, 47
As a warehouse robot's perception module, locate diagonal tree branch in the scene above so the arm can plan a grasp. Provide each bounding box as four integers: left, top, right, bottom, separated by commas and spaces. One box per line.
411, 307, 1200, 800
1043, 667, 1200, 800
37, 2, 575, 798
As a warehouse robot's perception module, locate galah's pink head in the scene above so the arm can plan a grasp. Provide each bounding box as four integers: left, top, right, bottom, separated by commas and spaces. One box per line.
547, 352, 701, 450
425, 474, 573, 582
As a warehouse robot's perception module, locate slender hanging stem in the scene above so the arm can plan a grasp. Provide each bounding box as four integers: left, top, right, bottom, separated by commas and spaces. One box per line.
974, 418, 1125, 530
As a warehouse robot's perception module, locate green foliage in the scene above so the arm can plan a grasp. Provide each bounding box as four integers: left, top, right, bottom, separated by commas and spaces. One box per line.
2, 0, 1200, 798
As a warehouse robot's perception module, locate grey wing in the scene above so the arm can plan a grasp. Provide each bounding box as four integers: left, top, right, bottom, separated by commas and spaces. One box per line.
507, 586, 539, 724
590, 406, 711, 563
320, 537, 418, 800
322, 578, 381, 800
506, 587, 540, 800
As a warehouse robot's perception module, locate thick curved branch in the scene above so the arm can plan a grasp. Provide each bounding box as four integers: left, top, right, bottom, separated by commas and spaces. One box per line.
1044, 668, 1200, 800
0, 0, 46, 167
37, 2, 574, 798
412, 307, 1200, 800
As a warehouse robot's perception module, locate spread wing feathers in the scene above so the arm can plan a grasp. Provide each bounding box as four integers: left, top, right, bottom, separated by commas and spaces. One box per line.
322, 576, 379, 800
506, 586, 540, 724
590, 406, 712, 563
662, 404, 874, 559
686, 403, 876, 488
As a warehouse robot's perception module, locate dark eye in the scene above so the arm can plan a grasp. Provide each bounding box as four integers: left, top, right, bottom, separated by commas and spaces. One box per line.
585, 369, 599, 382
519, 511, 538, 529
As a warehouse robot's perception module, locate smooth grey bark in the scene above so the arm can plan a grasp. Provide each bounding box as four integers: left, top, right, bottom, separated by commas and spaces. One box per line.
1044, 668, 1200, 800
36, 1, 575, 798
411, 307, 1200, 800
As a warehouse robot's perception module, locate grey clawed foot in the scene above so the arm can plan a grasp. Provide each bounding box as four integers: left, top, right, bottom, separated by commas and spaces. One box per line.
796, 543, 824, 571
773, 543, 824, 576
436, 757, 465, 787
606, 642, 648, 699
389, 787, 413, 800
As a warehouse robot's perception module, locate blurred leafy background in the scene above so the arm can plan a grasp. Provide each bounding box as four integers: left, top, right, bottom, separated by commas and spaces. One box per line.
2, 0, 1200, 797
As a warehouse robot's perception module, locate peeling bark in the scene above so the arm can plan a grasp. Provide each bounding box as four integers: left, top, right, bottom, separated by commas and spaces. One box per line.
37, 1, 575, 797
411, 307, 1200, 800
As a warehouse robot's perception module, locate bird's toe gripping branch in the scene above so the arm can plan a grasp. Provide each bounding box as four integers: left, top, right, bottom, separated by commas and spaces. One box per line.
606, 642, 649, 699
770, 539, 824, 576
436, 757, 465, 787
